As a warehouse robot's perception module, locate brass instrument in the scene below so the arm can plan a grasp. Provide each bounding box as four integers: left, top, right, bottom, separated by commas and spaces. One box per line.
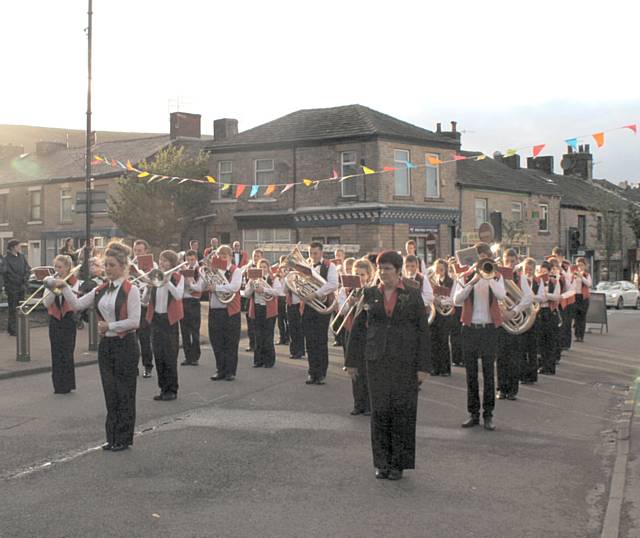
499, 276, 539, 335
248, 274, 277, 301
198, 263, 238, 304
132, 262, 188, 288
283, 246, 334, 315
426, 268, 455, 317
19, 264, 83, 315
476, 258, 499, 280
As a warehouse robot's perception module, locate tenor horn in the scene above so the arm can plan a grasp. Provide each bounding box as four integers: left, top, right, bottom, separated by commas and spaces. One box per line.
283, 246, 334, 315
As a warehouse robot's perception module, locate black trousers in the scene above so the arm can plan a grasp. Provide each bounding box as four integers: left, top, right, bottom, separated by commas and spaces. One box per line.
560, 303, 574, 349
430, 315, 451, 375
450, 307, 463, 365
521, 319, 539, 383
574, 295, 589, 339
246, 313, 255, 350
151, 313, 179, 394
137, 306, 153, 370
208, 309, 241, 377
49, 313, 77, 393
277, 297, 289, 343
180, 298, 201, 363
7, 290, 24, 334
98, 333, 138, 446
303, 307, 331, 379
342, 330, 370, 412
462, 325, 497, 418
496, 328, 522, 396
287, 304, 305, 358
253, 306, 276, 367
538, 308, 559, 374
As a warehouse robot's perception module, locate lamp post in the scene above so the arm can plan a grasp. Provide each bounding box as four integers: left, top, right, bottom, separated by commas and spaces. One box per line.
450, 217, 457, 256
84, 0, 93, 280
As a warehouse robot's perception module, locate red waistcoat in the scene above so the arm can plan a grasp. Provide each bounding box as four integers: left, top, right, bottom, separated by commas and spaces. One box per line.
94, 279, 133, 338
146, 272, 184, 326
248, 277, 278, 320
223, 265, 242, 316
48, 275, 78, 320
460, 274, 503, 327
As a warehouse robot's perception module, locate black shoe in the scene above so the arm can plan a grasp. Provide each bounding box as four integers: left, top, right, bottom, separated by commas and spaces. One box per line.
225, 375, 235, 381
305, 375, 316, 385
484, 417, 496, 431
153, 393, 164, 401
210, 374, 225, 381
245, 347, 254, 352
506, 393, 517, 401
441, 372, 451, 377
180, 360, 194, 366
315, 377, 326, 385
162, 392, 177, 401
278, 340, 289, 345
461, 416, 480, 428
142, 369, 152, 378
110, 443, 129, 452
350, 408, 364, 416
496, 390, 506, 400
375, 468, 389, 479
363, 410, 371, 416
101, 443, 112, 451
252, 364, 264, 368
387, 469, 403, 481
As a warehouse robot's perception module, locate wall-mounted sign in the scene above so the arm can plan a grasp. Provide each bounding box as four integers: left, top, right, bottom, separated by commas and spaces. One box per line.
409, 226, 438, 235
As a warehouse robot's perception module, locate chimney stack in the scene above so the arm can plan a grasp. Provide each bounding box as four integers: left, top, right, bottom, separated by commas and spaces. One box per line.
451, 121, 457, 133
170, 112, 201, 139
36, 141, 67, 156
438, 120, 461, 142
561, 144, 593, 180
499, 154, 520, 170
436, 122, 442, 133
214, 118, 239, 141
527, 155, 554, 174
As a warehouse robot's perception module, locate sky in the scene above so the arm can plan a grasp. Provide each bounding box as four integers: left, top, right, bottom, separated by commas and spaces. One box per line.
1, 0, 638, 182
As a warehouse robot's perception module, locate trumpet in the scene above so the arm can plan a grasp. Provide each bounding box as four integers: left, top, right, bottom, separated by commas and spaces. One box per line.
476, 258, 499, 280
19, 264, 83, 316
132, 262, 188, 288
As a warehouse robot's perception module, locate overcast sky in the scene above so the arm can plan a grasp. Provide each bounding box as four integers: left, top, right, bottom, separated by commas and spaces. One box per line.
1, 0, 638, 182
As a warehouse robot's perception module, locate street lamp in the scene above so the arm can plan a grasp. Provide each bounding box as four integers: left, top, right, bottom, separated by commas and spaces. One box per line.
83, 0, 93, 279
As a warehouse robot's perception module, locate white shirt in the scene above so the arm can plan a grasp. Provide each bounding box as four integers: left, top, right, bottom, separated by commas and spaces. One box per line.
454, 273, 507, 324
526, 276, 546, 304
62, 277, 141, 337
144, 275, 184, 313
233, 252, 242, 266
243, 278, 283, 306
194, 264, 243, 309
312, 259, 339, 297
43, 278, 80, 309
509, 270, 533, 315
183, 264, 201, 299
540, 277, 562, 308
573, 271, 592, 294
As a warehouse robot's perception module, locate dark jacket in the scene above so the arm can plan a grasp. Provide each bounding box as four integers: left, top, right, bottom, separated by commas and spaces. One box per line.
346, 281, 431, 372
0, 252, 31, 293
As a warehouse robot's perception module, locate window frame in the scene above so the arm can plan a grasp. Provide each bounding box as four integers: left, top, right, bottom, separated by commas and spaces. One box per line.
425, 153, 440, 198
0, 190, 8, 225
29, 187, 42, 222
60, 188, 73, 223
511, 201, 522, 223
254, 159, 275, 186
241, 228, 292, 264
577, 214, 587, 246
474, 198, 488, 230
340, 151, 358, 198
393, 149, 411, 196
217, 161, 233, 199
539, 203, 549, 232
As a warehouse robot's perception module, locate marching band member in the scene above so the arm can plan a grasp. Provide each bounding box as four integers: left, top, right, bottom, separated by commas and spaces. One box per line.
537, 260, 562, 375
333, 248, 346, 273
142, 250, 184, 401
244, 248, 264, 352
333, 257, 356, 349
275, 256, 290, 346
43, 255, 80, 394
203, 237, 219, 258
193, 245, 243, 381
552, 247, 575, 351
573, 257, 592, 342
132, 239, 155, 378
454, 243, 509, 431
58, 241, 141, 451
449, 260, 465, 367
495, 248, 532, 401
302, 242, 339, 385
428, 258, 455, 377
521, 257, 545, 384
404, 240, 426, 274
244, 259, 283, 368
78, 256, 105, 325
346, 250, 430, 480
180, 250, 202, 366
403, 255, 434, 310
284, 266, 305, 360
232, 240, 250, 268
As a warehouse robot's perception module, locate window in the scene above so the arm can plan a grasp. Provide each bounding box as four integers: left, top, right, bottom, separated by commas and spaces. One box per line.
511, 202, 522, 222
394, 150, 411, 196
577, 215, 586, 246
29, 189, 42, 221
539, 204, 549, 232
218, 161, 233, 198
60, 189, 73, 223
242, 228, 292, 263
597, 215, 603, 241
0, 192, 8, 224
341, 151, 357, 197
255, 159, 275, 186
474, 198, 487, 229
425, 153, 440, 198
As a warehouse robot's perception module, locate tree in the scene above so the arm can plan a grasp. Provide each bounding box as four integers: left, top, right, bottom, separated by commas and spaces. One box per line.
627, 203, 640, 246
108, 145, 211, 248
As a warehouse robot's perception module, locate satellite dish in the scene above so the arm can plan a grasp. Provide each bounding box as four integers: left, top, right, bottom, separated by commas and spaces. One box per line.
560, 157, 573, 170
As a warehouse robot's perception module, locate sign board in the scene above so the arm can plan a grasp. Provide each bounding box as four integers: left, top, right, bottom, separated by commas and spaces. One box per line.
461, 232, 479, 246
409, 226, 438, 235
586, 292, 608, 334
478, 222, 495, 243
75, 191, 107, 214
258, 243, 360, 254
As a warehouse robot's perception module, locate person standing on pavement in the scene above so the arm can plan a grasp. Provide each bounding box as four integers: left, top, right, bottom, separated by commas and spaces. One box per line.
0, 240, 31, 336
180, 250, 202, 366
132, 239, 155, 378
346, 250, 430, 480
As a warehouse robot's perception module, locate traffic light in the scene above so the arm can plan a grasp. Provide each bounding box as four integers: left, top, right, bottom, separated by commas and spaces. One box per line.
569, 227, 581, 253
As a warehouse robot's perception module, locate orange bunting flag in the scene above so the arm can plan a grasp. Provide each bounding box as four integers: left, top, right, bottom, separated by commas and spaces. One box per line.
532, 144, 546, 158
206, 176, 216, 184
265, 184, 276, 196
505, 149, 518, 157
383, 166, 399, 171
235, 184, 246, 198
475, 154, 487, 161
303, 179, 314, 187
281, 183, 295, 194
126, 160, 135, 171
221, 183, 231, 191
624, 124, 637, 134
362, 166, 376, 175
592, 132, 605, 148
427, 156, 443, 166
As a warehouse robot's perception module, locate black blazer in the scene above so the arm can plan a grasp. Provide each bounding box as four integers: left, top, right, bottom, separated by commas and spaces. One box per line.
345, 282, 431, 372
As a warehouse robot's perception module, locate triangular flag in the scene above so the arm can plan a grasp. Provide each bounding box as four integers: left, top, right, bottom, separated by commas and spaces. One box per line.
160, 176, 169, 181
565, 138, 578, 150
91, 159, 101, 166
249, 185, 259, 198
623, 124, 637, 134
303, 179, 314, 187
406, 162, 416, 169
137, 171, 150, 178
339, 174, 354, 183
362, 166, 375, 175
147, 175, 161, 183
169, 177, 179, 183
126, 160, 135, 171
221, 183, 231, 191
427, 156, 443, 165
111, 159, 117, 168
281, 183, 294, 194
313, 181, 320, 191
330, 169, 339, 180
505, 148, 518, 157
592, 132, 605, 148
453, 155, 467, 161
475, 155, 487, 161
116, 160, 126, 169
532, 144, 546, 158
383, 166, 399, 171
94, 155, 103, 162
265, 184, 276, 196
235, 184, 246, 198
206, 175, 217, 183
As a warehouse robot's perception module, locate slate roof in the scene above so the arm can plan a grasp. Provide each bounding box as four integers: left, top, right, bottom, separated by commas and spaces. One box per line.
0, 135, 208, 187
207, 105, 458, 150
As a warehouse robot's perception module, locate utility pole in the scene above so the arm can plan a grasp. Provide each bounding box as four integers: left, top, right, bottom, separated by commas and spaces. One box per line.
84, 0, 93, 278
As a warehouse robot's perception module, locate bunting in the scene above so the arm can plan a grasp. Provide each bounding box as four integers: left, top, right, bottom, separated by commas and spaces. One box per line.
249, 185, 259, 197
592, 132, 605, 148
235, 184, 246, 198
532, 144, 546, 158
362, 166, 376, 174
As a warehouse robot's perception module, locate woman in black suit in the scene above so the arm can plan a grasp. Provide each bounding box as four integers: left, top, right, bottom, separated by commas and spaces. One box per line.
346, 250, 430, 481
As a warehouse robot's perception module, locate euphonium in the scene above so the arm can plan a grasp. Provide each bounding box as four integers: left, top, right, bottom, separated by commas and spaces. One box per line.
283, 246, 334, 315
250, 277, 277, 301
198, 264, 236, 304
498, 268, 539, 336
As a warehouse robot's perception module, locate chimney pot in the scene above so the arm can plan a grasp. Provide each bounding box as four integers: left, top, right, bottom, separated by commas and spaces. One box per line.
451, 121, 457, 133
585, 144, 590, 153
214, 118, 239, 141
436, 122, 442, 133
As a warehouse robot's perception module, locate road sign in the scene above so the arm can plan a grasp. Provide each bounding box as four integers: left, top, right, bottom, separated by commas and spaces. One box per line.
75, 191, 107, 214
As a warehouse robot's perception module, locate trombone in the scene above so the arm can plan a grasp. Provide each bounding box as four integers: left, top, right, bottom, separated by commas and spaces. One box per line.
131, 262, 188, 288
19, 264, 83, 316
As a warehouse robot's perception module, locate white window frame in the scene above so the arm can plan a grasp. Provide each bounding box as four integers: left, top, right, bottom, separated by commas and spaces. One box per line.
394, 149, 411, 196
475, 198, 488, 230
511, 201, 522, 222
0, 189, 8, 225
28, 186, 42, 223
254, 159, 275, 186
539, 203, 549, 232
241, 228, 292, 263
425, 153, 440, 198
60, 188, 73, 223
340, 151, 357, 197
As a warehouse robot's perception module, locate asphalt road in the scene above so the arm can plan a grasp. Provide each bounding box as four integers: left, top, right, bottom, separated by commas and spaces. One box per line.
1, 311, 638, 538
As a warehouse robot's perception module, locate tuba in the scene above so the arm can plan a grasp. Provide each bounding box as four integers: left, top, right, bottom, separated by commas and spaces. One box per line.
283, 246, 334, 314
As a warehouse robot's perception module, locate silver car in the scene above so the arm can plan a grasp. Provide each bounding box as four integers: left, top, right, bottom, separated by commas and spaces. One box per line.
597, 281, 640, 309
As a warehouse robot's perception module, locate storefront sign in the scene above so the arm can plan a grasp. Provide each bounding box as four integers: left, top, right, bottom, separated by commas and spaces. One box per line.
409, 226, 438, 234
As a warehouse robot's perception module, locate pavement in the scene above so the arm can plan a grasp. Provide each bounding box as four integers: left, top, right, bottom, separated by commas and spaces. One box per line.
0, 309, 638, 538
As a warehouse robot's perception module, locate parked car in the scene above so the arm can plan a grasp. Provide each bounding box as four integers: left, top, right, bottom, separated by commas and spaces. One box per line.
597, 281, 640, 309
